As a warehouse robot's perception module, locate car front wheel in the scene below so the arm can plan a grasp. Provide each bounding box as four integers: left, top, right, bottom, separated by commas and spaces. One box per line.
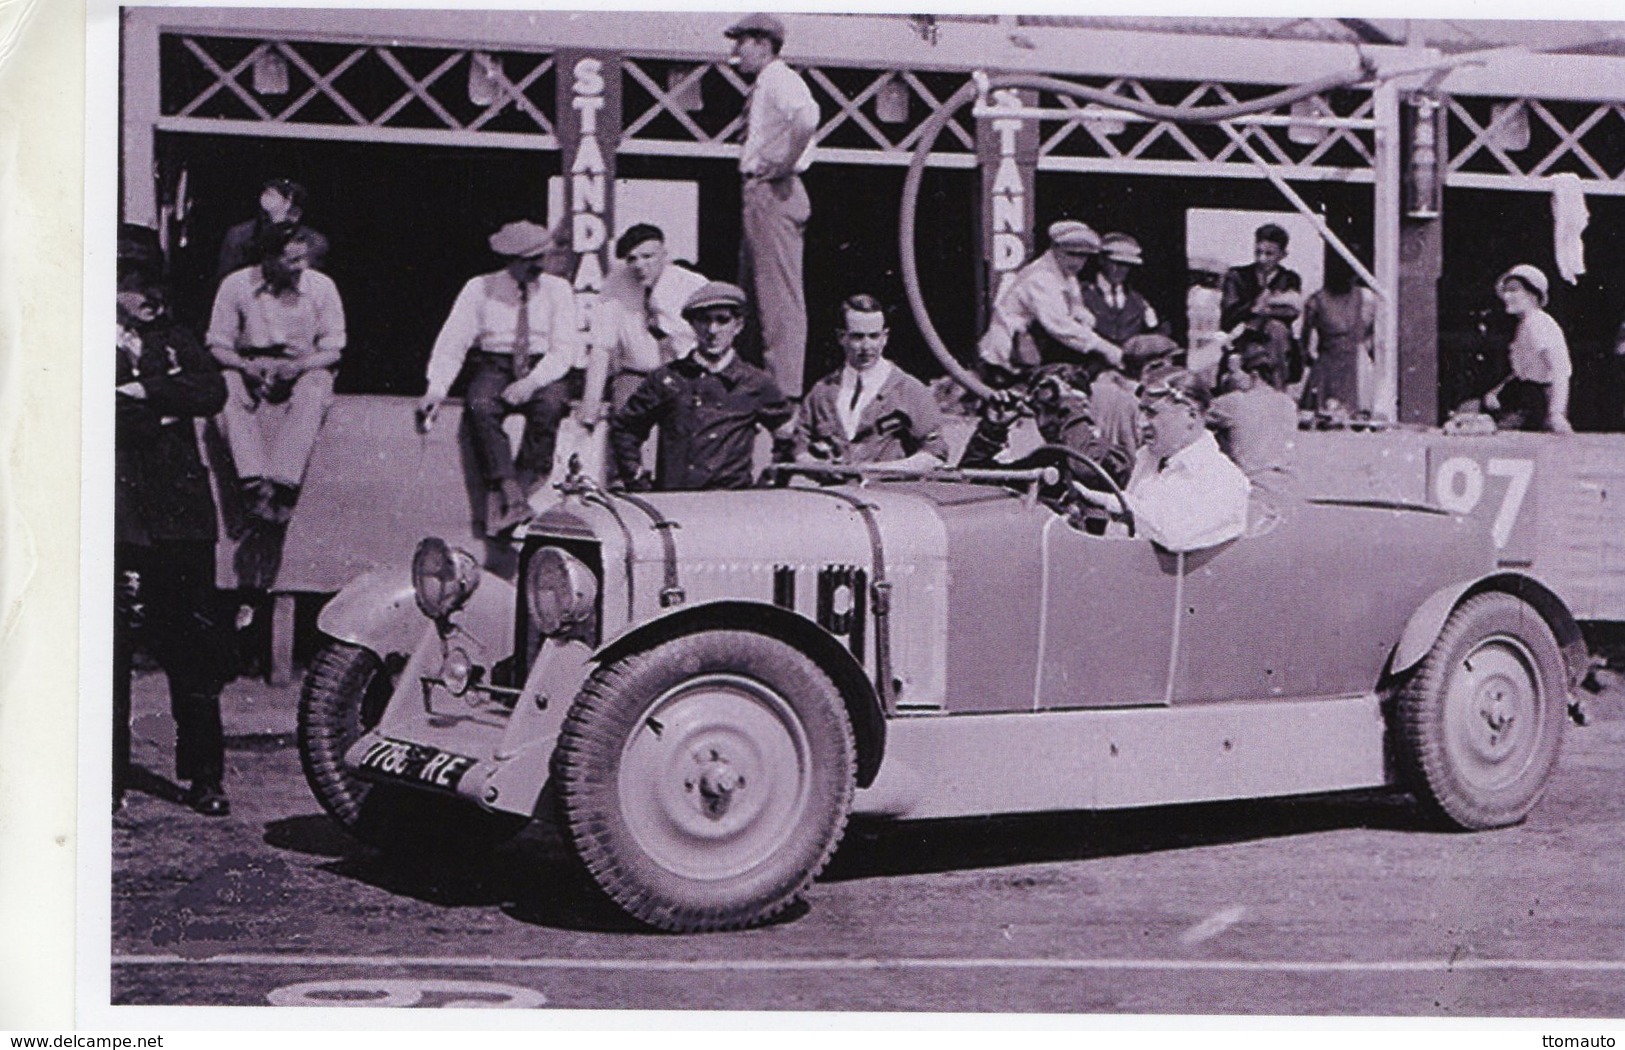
298, 640, 525, 855
553, 630, 856, 932
1395, 592, 1568, 830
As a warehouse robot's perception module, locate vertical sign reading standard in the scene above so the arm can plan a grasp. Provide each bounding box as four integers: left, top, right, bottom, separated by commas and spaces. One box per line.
975, 86, 1038, 330
555, 51, 621, 338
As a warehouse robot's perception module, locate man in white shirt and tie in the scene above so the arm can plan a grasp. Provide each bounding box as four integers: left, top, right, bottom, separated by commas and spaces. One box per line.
794, 294, 948, 469
584, 223, 710, 421
726, 12, 820, 397
418, 220, 582, 534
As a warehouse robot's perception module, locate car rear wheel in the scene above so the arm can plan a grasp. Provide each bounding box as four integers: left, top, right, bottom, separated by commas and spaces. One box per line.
298, 641, 525, 854
1395, 593, 1567, 830
553, 630, 856, 932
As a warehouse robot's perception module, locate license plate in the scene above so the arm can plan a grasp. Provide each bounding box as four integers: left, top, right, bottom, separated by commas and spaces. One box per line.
355, 737, 474, 791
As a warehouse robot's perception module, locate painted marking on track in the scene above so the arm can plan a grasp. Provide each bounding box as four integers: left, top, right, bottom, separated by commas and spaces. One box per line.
267, 978, 546, 1009
1180, 905, 1247, 946
114, 953, 1625, 974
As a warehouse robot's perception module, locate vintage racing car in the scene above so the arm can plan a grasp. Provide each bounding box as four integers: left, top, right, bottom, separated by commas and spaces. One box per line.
297, 445, 1587, 933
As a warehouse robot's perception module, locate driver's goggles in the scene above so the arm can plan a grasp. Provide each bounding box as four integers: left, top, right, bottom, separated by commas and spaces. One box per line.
1137, 381, 1200, 411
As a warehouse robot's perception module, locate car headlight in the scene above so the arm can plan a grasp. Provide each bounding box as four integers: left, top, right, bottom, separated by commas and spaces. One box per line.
412, 537, 481, 620
526, 546, 598, 638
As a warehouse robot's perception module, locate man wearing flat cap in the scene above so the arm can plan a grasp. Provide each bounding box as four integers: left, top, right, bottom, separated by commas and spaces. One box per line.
419, 219, 583, 534
610, 281, 792, 491
1081, 232, 1165, 347
726, 12, 820, 397
979, 220, 1124, 377
585, 223, 710, 419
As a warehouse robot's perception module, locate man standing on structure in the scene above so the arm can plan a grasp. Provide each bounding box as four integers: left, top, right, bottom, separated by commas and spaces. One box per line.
726, 12, 819, 397
978, 220, 1125, 377
418, 220, 582, 534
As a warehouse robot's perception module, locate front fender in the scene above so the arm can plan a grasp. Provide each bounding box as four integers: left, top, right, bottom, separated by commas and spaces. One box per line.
1391, 572, 1587, 686
318, 564, 517, 660
593, 600, 887, 788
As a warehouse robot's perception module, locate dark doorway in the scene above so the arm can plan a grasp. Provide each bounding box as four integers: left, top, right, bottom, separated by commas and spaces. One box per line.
157, 133, 560, 395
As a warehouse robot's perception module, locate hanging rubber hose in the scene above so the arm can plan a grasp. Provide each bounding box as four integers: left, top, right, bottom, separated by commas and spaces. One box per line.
899, 64, 1374, 398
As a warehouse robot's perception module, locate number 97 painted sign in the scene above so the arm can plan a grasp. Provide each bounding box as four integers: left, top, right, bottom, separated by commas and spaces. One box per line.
1430, 453, 1536, 551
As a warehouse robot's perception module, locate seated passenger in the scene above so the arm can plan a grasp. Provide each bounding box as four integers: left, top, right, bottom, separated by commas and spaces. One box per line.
1072, 369, 1251, 552
1207, 339, 1298, 497
795, 294, 948, 469
1088, 332, 1182, 487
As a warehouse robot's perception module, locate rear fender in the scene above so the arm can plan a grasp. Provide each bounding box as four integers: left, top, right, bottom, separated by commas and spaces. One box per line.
1391, 573, 1588, 687
594, 601, 887, 788
318, 564, 516, 661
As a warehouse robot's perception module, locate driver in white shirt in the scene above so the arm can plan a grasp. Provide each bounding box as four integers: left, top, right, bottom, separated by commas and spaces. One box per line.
1072, 368, 1251, 552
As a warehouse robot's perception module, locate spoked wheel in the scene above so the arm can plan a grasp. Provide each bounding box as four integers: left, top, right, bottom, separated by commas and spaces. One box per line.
1396, 593, 1567, 830
554, 630, 855, 932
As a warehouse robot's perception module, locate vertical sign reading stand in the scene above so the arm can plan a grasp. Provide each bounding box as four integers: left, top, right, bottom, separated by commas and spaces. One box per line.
556, 51, 622, 340
976, 86, 1038, 331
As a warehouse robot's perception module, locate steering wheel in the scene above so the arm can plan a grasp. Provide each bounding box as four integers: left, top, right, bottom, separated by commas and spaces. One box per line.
1026, 443, 1136, 538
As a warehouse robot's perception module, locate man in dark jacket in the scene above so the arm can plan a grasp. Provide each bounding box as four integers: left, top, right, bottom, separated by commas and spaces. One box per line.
610, 281, 792, 491
1220, 223, 1303, 388
116, 270, 232, 816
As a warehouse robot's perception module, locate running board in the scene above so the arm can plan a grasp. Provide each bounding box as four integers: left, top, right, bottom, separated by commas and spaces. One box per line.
854, 694, 1389, 820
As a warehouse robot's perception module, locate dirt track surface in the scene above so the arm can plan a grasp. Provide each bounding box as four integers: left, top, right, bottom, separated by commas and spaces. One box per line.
111, 671, 1625, 1017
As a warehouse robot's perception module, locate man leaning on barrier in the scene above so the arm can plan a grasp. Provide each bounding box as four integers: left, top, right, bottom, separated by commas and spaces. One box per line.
418, 220, 583, 535
207, 224, 345, 526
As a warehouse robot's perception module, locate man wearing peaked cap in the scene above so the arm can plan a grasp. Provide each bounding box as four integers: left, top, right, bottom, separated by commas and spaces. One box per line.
725, 12, 787, 45
1082, 232, 1167, 347
979, 219, 1124, 377
609, 280, 792, 491
683, 280, 751, 314
418, 219, 583, 535
727, 12, 819, 396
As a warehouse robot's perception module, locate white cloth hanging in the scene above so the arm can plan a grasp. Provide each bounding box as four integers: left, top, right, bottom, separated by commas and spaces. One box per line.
1550, 173, 1589, 285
